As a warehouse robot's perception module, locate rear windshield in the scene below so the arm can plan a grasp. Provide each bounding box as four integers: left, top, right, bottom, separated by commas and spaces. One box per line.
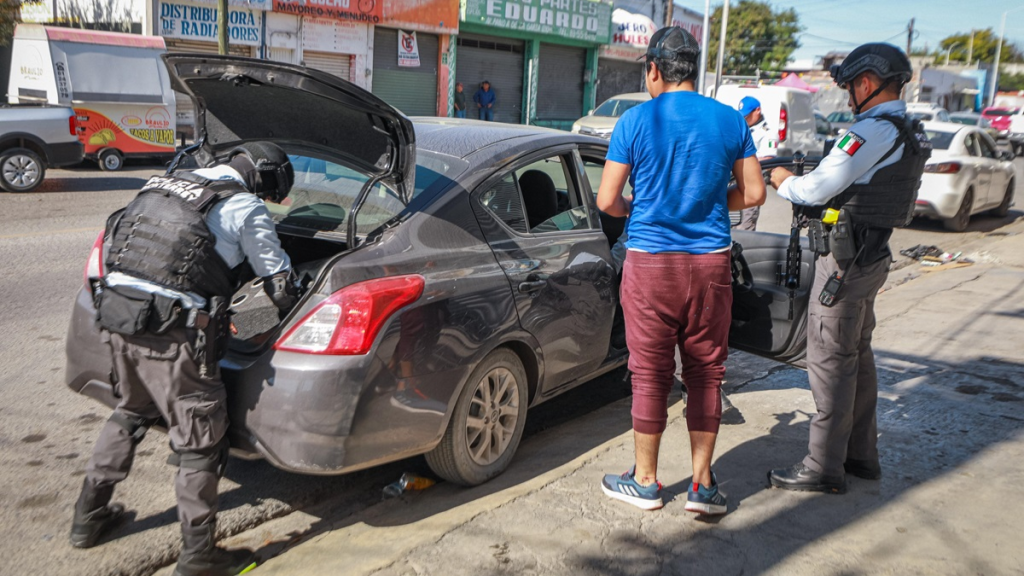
827, 111, 855, 123
593, 98, 644, 117
924, 130, 955, 150
267, 150, 466, 238
985, 109, 1016, 117
908, 112, 934, 121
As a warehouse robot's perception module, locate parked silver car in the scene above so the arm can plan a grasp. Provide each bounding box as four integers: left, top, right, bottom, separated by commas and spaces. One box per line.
67, 56, 811, 487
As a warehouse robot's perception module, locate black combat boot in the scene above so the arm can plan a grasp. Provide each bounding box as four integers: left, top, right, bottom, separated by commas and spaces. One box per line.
69, 483, 125, 549
174, 523, 257, 576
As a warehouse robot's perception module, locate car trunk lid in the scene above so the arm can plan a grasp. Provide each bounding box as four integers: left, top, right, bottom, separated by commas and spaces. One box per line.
162, 54, 416, 202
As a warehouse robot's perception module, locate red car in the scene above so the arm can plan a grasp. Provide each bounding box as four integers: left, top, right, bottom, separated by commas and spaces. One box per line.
982, 107, 1018, 140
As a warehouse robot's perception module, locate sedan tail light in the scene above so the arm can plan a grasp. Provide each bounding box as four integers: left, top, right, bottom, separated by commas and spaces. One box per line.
275, 275, 425, 356
84, 231, 104, 287
778, 105, 788, 143
924, 162, 962, 174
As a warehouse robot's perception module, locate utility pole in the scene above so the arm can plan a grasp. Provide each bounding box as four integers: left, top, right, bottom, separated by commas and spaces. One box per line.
906, 18, 914, 55
218, 0, 229, 55
697, 0, 711, 95
713, 0, 730, 96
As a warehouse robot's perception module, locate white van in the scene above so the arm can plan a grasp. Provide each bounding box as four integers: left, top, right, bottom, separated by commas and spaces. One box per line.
8, 24, 176, 171
715, 85, 822, 156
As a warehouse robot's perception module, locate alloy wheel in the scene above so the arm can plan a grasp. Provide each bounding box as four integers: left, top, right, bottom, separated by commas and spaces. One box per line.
465, 367, 520, 466
3, 154, 41, 189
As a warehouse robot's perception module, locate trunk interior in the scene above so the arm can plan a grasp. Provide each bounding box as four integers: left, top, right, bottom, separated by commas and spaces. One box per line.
227, 232, 345, 351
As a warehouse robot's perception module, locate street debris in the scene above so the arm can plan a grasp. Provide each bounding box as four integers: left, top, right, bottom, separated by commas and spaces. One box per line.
899, 244, 973, 270
383, 473, 436, 499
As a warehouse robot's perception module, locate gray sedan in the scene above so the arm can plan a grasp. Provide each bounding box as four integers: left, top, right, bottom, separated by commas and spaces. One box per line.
66, 56, 810, 486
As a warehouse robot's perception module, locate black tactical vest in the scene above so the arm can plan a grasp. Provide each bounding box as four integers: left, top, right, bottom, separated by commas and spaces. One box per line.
105, 172, 247, 300
827, 114, 932, 228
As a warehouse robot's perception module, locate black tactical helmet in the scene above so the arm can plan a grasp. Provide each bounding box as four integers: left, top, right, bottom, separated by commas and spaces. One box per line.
830, 43, 913, 88
228, 141, 294, 203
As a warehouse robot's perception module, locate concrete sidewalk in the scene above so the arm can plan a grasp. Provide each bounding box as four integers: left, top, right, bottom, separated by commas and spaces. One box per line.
213, 224, 1024, 576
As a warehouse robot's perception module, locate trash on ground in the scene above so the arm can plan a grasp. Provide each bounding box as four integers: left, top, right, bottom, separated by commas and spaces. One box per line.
383, 473, 436, 499
921, 261, 974, 273
899, 244, 943, 260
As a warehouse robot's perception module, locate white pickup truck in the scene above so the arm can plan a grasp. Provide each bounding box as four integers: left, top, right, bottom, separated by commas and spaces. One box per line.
0, 104, 84, 192
1007, 109, 1024, 155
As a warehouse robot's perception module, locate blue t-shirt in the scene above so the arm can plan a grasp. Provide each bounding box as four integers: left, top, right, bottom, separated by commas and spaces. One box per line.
607, 90, 756, 254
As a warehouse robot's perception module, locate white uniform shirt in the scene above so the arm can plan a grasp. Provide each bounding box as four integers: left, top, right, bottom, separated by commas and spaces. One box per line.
105, 165, 291, 308
751, 120, 777, 158
777, 100, 907, 206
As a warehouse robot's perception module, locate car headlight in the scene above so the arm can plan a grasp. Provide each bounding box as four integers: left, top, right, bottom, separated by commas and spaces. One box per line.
571, 123, 581, 133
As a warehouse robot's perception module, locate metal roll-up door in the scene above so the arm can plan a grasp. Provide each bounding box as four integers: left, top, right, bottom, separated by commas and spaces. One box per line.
537, 43, 585, 121
303, 51, 351, 82
372, 28, 438, 117
597, 58, 645, 106
164, 39, 253, 57
455, 34, 524, 124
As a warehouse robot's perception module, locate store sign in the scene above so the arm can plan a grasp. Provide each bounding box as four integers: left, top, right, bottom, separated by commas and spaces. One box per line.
398, 30, 420, 67
463, 0, 613, 44
302, 17, 368, 54
671, 4, 704, 45
272, 0, 382, 24
160, 2, 263, 45
610, 8, 654, 49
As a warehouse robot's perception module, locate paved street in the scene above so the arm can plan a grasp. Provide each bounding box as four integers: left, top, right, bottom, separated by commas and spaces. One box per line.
1, 157, 1022, 576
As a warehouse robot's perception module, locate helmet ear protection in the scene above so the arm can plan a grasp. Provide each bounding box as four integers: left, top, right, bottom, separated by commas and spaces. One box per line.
227, 142, 294, 203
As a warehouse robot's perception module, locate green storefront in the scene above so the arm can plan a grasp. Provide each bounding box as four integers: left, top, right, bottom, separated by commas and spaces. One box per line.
456, 0, 613, 130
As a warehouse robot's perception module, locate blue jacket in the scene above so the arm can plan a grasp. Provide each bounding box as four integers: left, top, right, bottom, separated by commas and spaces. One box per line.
473, 88, 496, 107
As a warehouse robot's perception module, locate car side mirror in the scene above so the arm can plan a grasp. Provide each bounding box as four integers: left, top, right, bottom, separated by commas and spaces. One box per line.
1000, 150, 1015, 161
587, 109, 594, 116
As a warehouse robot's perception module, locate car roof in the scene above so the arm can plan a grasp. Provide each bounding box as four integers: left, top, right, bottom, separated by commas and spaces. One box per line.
604, 92, 651, 101
949, 112, 980, 118
921, 121, 967, 134
410, 118, 605, 160
906, 103, 946, 111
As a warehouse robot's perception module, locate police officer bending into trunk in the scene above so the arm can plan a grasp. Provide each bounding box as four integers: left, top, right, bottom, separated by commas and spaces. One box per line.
71, 142, 300, 576
767, 44, 930, 494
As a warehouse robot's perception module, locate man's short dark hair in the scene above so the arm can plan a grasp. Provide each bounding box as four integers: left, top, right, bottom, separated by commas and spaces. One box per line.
647, 57, 698, 84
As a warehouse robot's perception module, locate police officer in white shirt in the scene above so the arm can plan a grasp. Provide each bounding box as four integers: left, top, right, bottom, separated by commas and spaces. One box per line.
765, 44, 930, 494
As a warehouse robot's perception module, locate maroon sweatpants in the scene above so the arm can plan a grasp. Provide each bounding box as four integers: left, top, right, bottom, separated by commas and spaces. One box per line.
621, 250, 733, 435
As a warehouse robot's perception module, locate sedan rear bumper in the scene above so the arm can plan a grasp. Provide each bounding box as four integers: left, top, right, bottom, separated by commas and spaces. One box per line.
916, 174, 965, 220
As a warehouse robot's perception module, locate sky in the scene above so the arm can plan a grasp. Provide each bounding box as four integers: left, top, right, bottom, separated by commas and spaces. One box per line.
676, 0, 1024, 63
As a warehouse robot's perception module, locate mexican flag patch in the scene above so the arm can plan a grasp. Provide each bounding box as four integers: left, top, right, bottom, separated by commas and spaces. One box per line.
837, 132, 865, 156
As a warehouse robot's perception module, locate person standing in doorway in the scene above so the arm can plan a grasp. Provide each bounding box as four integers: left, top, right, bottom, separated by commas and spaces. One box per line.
453, 82, 466, 118
474, 80, 496, 121
735, 96, 777, 231
596, 26, 766, 514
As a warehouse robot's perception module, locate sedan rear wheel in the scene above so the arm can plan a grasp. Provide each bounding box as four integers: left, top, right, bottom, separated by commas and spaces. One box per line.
991, 179, 1014, 218
426, 348, 528, 486
944, 187, 973, 232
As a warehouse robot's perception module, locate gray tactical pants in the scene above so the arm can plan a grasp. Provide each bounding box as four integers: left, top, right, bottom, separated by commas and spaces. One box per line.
736, 206, 760, 231
80, 328, 228, 533
803, 253, 889, 477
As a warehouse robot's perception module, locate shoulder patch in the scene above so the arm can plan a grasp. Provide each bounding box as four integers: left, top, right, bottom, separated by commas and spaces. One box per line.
836, 132, 866, 156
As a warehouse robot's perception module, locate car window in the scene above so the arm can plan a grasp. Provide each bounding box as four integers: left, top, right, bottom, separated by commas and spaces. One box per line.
579, 156, 633, 199
815, 114, 831, 135
949, 116, 977, 126
923, 130, 954, 150
984, 109, 1015, 117
937, 110, 950, 122
593, 99, 644, 118
962, 133, 980, 157
827, 111, 854, 123
478, 154, 592, 235
978, 135, 998, 159
909, 112, 934, 121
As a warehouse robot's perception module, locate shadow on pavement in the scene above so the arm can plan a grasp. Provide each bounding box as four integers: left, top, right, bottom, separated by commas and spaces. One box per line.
908, 208, 1023, 234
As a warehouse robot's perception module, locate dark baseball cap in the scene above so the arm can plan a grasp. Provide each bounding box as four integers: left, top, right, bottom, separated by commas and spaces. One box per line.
639, 26, 700, 63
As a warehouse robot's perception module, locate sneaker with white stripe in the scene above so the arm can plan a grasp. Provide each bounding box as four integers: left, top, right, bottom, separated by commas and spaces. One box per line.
684, 472, 728, 515
600, 466, 663, 510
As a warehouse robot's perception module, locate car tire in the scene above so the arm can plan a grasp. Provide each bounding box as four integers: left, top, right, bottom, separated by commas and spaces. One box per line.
991, 180, 1014, 218
98, 148, 124, 171
425, 348, 528, 486
0, 147, 46, 193
943, 187, 973, 232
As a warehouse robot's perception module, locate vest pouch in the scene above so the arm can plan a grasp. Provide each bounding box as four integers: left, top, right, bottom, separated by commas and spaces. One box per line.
148, 294, 184, 335
830, 209, 858, 262
97, 285, 154, 336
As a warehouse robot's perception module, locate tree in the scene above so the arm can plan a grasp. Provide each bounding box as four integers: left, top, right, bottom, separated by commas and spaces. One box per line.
707, 0, 802, 76
0, 0, 22, 47
936, 29, 1023, 65
1000, 72, 1024, 92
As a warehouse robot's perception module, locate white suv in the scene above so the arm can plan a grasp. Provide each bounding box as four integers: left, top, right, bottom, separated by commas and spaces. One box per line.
906, 103, 950, 122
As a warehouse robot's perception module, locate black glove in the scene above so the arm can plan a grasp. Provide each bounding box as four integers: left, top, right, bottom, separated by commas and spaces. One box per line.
263, 270, 300, 313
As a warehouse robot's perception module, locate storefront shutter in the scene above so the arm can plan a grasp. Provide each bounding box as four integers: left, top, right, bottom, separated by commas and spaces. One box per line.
303, 51, 351, 82
269, 47, 295, 64
455, 34, 524, 123
537, 43, 585, 121
597, 58, 645, 107
372, 28, 438, 117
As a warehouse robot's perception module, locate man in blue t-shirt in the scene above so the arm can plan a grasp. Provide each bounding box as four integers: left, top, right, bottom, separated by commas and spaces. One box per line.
597, 26, 766, 515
